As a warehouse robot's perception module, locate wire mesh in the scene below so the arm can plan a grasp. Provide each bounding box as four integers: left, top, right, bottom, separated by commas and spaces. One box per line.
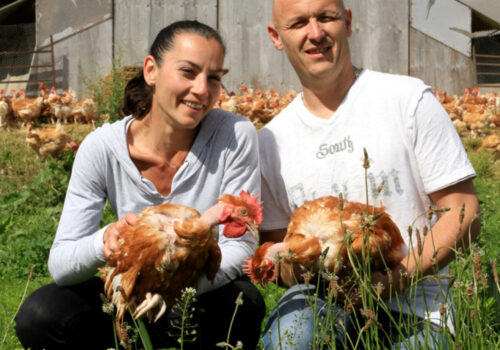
0, 22, 55, 95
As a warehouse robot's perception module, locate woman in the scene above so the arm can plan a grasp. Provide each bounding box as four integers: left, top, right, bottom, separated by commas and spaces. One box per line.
15, 20, 265, 350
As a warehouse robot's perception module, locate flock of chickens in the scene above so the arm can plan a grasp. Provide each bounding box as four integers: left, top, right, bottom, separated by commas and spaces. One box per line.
0, 84, 98, 127
0, 84, 99, 159
433, 87, 500, 155
2, 83, 498, 158
215, 85, 298, 126
218, 85, 500, 155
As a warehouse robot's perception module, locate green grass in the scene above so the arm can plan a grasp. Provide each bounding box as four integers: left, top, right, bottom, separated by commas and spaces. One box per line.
0, 275, 52, 349
1, 123, 499, 349
0, 124, 118, 350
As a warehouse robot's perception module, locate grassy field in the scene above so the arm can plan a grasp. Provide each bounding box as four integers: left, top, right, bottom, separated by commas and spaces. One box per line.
1, 118, 499, 348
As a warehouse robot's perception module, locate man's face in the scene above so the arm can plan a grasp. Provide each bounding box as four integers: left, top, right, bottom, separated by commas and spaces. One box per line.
268, 0, 352, 86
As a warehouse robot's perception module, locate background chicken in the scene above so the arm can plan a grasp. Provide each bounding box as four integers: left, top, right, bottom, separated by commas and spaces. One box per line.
45, 88, 74, 124
0, 89, 13, 128
25, 123, 78, 158
11, 89, 44, 126
99, 190, 263, 339
244, 196, 406, 302
71, 97, 97, 127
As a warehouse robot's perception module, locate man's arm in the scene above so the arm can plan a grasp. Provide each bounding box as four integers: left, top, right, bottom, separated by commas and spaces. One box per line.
405, 178, 480, 277
374, 178, 480, 294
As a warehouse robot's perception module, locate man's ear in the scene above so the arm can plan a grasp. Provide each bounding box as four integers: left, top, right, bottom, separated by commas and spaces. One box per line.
345, 7, 352, 38
267, 23, 284, 51
143, 55, 157, 85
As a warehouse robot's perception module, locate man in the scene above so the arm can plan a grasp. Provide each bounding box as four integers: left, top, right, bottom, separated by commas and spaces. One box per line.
258, 0, 480, 348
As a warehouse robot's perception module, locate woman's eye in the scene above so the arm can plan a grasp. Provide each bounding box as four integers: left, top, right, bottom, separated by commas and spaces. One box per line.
180, 67, 195, 76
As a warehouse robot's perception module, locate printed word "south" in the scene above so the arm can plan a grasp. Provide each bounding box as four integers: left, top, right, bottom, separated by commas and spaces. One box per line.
316, 136, 354, 159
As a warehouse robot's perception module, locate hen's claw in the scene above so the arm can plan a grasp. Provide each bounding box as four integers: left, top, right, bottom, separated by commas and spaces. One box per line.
133, 292, 167, 322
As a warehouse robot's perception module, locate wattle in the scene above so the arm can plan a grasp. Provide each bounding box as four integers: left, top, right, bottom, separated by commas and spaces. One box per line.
222, 223, 247, 238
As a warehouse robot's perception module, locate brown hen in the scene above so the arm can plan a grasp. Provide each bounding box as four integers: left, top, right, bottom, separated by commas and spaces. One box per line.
26, 123, 78, 158
0, 89, 13, 128
11, 89, 44, 125
99, 191, 263, 337
244, 196, 406, 299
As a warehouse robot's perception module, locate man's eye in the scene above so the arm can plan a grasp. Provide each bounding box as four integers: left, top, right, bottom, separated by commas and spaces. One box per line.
290, 21, 306, 29
318, 16, 334, 22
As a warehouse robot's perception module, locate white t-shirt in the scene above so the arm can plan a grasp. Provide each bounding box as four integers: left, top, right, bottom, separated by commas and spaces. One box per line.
259, 69, 476, 328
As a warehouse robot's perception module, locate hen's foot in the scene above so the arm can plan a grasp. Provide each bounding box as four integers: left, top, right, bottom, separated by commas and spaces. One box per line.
133, 292, 167, 323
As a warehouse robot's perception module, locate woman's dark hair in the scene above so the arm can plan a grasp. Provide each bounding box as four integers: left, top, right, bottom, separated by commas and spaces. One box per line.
121, 20, 226, 118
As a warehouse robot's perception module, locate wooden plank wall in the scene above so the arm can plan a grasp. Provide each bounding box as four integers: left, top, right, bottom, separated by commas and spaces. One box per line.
34, 0, 113, 95
347, 0, 409, 76
34, 0, 482, 97
409, 27, 475, 93
113, 0, 218, 68
218, 0, 300, 93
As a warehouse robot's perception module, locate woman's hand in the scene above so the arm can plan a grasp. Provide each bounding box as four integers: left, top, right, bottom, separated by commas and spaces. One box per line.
103, 212, 139, 259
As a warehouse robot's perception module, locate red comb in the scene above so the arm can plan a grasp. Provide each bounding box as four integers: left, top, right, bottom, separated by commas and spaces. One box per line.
239, 190, 263, 224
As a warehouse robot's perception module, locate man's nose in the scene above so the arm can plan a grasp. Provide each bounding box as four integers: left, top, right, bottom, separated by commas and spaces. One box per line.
308, 19, 325, 42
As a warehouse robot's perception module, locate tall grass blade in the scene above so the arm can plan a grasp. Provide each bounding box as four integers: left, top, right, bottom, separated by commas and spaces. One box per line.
0, 265, 34, 349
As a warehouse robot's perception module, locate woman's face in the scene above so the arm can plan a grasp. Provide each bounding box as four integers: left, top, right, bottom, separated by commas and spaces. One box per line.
145, 32, 225, 130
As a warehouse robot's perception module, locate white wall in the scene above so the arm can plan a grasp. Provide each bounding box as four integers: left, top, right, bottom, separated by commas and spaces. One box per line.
411, 0, 471, 56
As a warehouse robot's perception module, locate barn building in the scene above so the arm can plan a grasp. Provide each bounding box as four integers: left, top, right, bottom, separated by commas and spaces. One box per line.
0, 0, 499, 97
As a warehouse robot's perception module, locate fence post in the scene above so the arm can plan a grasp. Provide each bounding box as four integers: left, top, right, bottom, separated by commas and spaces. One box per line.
50, 35, 56, 89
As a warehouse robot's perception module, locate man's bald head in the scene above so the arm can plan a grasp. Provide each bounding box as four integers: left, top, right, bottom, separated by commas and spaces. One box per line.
272, 0, 346, 24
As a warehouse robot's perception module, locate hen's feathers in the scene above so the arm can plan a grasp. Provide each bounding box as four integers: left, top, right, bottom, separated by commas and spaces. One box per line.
245, 196, 406, 296
286, 196, 405, 272
100, 190, 262, 338
12, 94, 43, 125
100, 203, 221, 326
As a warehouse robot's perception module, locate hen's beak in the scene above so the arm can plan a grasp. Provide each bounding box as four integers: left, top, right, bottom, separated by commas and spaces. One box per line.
245, 222, 259, 241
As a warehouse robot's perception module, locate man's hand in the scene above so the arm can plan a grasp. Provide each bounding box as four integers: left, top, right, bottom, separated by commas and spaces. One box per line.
103, 212, 139, 259
371, 264, 409, 300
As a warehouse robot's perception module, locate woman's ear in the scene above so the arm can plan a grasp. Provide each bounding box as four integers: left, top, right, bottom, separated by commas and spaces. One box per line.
143, 55, 157, 86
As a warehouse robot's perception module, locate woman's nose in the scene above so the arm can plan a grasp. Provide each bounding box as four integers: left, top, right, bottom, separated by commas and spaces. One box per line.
192, 75, 208, 97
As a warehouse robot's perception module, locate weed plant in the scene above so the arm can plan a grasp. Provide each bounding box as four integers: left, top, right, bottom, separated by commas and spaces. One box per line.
83, 58, 140, 124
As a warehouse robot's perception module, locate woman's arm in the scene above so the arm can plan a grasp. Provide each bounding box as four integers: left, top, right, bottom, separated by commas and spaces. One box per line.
196, 118, 261, 294
48, 133, 109, 285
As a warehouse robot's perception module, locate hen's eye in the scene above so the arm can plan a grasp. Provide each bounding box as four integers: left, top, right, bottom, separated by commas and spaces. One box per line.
239, 208, 247, 215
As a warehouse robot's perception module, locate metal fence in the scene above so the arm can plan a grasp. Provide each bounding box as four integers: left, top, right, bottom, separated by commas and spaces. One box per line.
0, 22, 57, 95
473, 33, 500, 86
0, 35, 56, 95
